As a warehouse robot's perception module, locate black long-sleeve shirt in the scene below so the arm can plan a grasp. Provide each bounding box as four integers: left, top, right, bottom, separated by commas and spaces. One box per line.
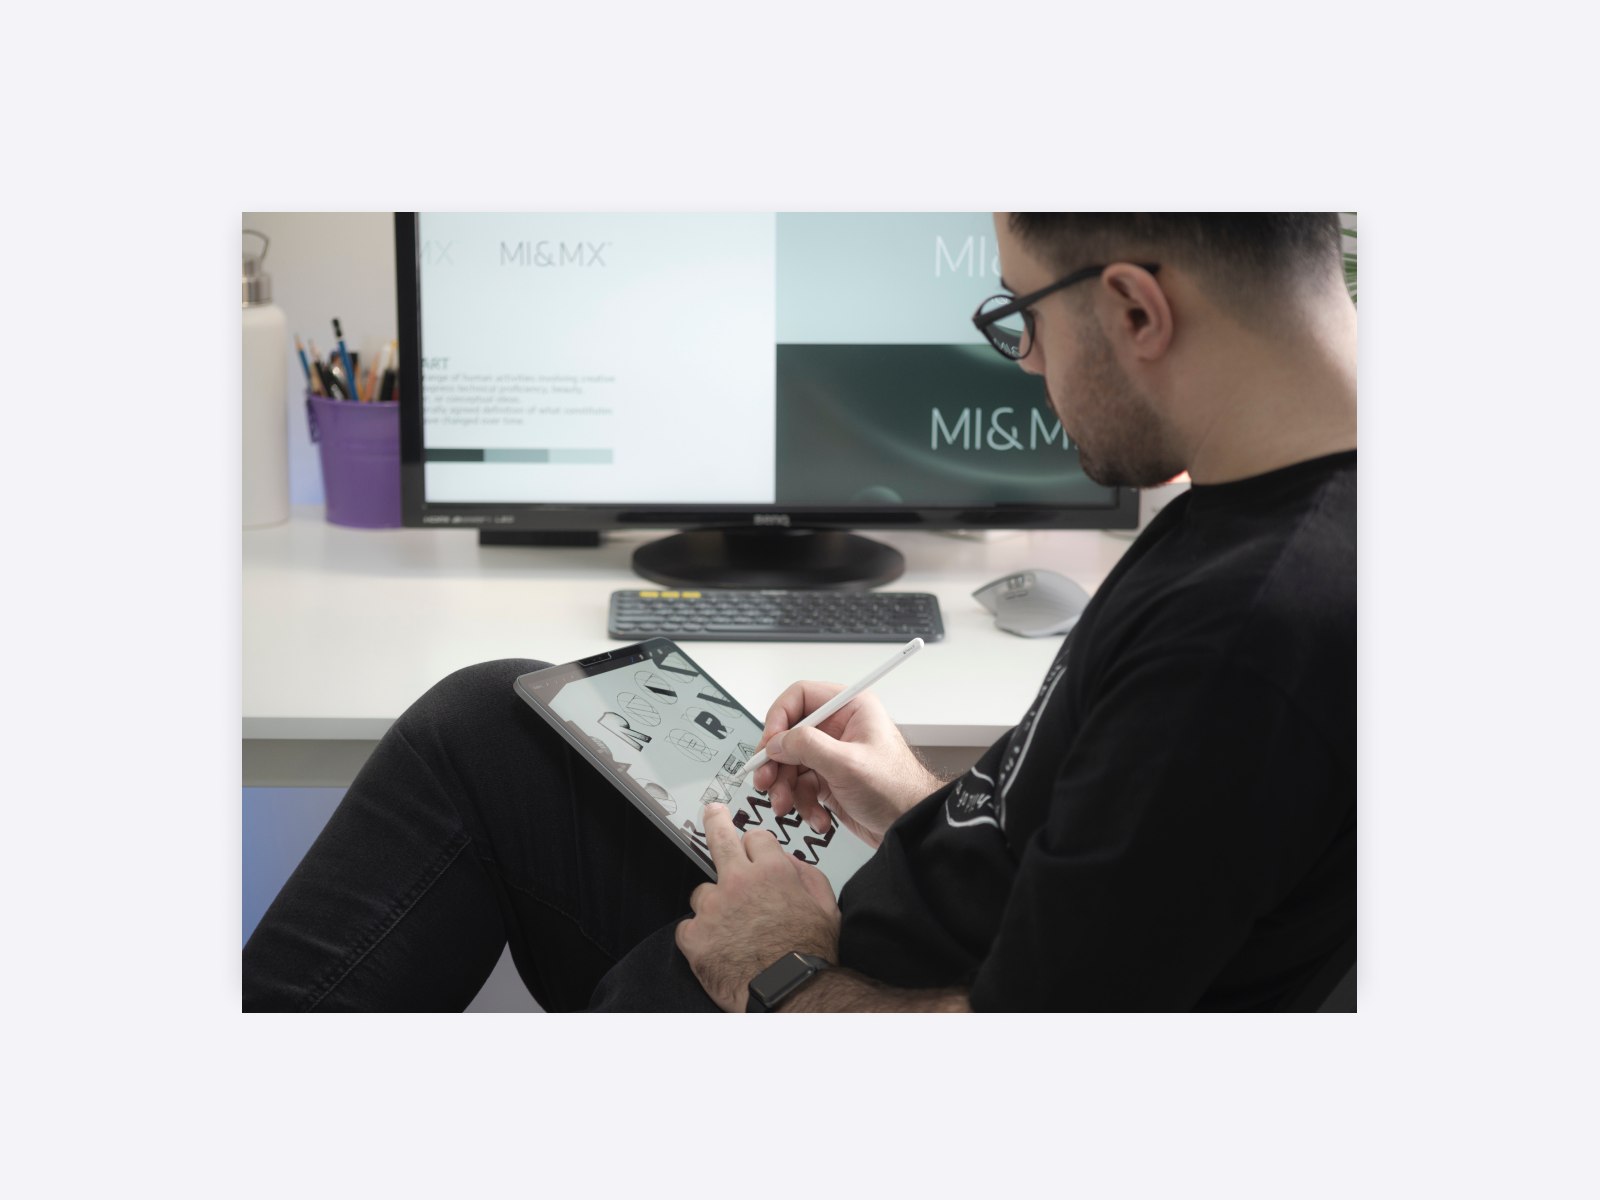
838, 451, 1357, 1010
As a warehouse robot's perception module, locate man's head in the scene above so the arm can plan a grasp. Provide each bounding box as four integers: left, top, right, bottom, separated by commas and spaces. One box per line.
991, 213, 1353, 487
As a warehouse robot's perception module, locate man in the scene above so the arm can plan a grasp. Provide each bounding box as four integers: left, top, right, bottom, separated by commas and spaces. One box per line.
244, 213, 1356, 1012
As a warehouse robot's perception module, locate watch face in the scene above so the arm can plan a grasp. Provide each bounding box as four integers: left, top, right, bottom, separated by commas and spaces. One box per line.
753, 953, 815, 1005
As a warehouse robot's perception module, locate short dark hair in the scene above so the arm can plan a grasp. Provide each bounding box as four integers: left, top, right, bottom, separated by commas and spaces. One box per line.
1008, 212, 1344, 323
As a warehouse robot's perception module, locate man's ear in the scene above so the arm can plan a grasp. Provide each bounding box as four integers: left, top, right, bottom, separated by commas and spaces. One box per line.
1098, 264, 1174, 362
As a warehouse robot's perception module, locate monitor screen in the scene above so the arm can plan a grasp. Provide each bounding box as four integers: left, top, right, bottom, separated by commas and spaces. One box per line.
397, 212, 1132, 529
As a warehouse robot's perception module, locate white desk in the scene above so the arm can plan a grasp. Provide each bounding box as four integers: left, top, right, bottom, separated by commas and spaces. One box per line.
243, 509, 1131, 783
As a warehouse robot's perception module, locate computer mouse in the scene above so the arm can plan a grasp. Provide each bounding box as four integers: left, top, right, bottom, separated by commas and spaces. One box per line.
972, 569, 1090, 637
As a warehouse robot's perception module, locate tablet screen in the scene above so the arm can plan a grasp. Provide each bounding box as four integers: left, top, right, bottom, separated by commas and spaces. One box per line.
519, 641, 876, 894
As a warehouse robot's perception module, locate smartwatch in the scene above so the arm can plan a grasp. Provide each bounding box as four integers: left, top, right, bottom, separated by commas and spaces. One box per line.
746, 952, 831, 1012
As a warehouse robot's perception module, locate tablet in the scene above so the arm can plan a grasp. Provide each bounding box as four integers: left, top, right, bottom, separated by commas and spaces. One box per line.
514, 640, 877, 893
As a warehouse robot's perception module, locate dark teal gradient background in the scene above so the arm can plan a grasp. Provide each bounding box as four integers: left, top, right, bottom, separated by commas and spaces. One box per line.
774, 344, 1119, 508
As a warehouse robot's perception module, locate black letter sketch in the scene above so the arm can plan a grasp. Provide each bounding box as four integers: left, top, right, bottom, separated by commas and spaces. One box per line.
722, 752, 746, 777
599, 710, 652, 752
634, 670, 679, 704
686, 708, 729, 740
668, 728, 716, 762
652, 648, 699, 681
730, 792, 791, 844
682, 819, 710, 853
726, 792, 802, 846
737, 741, 759, 761
791, 820, 838, 865
617, 692, 661, 726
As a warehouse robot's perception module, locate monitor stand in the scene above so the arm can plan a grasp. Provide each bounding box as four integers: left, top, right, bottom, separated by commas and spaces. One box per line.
632, 527, 905, 591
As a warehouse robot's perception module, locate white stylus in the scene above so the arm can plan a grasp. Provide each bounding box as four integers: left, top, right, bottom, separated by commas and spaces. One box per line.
733, 638, 924, 785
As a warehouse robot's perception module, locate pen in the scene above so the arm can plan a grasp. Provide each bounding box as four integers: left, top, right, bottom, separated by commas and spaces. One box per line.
332, 319, 357, 404
307, 340, 327, 396
734, 638, 925, 785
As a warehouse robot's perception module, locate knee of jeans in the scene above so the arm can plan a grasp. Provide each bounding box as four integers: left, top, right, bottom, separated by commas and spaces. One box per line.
397, 658, 553, 740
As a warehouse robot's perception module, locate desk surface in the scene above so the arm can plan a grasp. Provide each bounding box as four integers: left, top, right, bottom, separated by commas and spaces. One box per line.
244, 510, 1131, 745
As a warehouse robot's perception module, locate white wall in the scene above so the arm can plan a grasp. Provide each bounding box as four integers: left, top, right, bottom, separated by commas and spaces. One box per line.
241, 213, 397, 504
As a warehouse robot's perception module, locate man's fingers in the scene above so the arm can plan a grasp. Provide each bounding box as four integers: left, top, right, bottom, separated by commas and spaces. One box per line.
765, 725, 862, 783
751, 758, 780, 793
701, 803, 745, 874
674, 917, 698, 957
742, 827, 786, 862
791, 771, 832, 835
767, 761, 800, 817
762, 681, 846, 744
688, 882, 713, 914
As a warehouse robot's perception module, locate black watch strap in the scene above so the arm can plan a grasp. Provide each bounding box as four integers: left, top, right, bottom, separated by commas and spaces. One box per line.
746, 952, 831, 1012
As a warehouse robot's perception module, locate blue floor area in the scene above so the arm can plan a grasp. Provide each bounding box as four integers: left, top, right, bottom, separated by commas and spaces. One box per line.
241, 788, 540, 1011
242, 788, 346, 945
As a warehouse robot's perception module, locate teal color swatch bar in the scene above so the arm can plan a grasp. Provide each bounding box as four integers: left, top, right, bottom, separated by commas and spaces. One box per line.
426, 448, 613, 464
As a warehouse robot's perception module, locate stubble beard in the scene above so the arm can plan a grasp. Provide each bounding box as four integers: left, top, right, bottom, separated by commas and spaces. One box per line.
1050, 317, 1186, 489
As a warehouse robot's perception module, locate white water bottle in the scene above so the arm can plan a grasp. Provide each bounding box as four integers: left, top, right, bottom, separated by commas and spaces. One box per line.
242, 230, 289, 528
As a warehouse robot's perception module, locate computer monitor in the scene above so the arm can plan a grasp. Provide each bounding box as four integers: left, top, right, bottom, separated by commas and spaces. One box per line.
396, 212, 1136, 589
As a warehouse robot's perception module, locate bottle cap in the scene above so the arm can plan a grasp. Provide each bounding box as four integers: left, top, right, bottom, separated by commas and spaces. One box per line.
243, 229, 272, 306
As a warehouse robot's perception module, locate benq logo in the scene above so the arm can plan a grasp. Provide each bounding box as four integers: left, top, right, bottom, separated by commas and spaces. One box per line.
754, 514, 790, 526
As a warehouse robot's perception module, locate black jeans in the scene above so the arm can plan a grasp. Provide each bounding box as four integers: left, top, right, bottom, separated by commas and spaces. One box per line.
242, 659, 721, 1011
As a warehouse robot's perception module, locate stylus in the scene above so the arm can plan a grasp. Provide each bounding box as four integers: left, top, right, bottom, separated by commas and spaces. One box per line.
734, 638, 924, 785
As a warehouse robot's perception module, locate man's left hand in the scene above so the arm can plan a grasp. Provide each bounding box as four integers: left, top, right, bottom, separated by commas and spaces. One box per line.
675, 802, 841, 1012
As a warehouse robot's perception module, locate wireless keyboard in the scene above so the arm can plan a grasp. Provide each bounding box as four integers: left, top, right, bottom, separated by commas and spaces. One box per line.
608, 589, 945, 643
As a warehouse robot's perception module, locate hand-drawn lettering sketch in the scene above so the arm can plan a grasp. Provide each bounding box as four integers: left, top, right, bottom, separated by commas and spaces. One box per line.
668, 728, 716, 762
600, 710, 653, 752
685, 708, 730, 740
698, 773, 744, 808
653, 648, 699, 681
696, 684, 739, 710
618, 692, 662, 726
542, 648, 878, 893
579, 728, 619, 764
634, 671, 679, 704
637, 778, 677, 815
727, 791, 799, 845
790, 820, 839, 865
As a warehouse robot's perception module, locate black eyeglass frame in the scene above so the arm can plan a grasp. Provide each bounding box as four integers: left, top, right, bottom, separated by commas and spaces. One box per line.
971, 262, 1161, 360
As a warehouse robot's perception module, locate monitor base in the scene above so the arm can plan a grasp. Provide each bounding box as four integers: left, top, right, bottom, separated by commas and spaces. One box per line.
632, 528, 905, 591
479, 530, 601, 547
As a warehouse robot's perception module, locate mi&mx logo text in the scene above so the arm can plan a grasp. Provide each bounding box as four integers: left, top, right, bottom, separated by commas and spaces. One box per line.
500, 241, 610, 267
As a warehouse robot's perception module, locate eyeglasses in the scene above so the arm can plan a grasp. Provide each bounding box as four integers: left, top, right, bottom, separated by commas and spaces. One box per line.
971, 263, 1161, 360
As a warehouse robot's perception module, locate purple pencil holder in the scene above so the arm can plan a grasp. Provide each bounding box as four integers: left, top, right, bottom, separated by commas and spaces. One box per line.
306, 393, 402, 528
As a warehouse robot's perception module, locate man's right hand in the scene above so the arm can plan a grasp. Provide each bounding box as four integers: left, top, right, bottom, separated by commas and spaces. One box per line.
750, 681, 943, 849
